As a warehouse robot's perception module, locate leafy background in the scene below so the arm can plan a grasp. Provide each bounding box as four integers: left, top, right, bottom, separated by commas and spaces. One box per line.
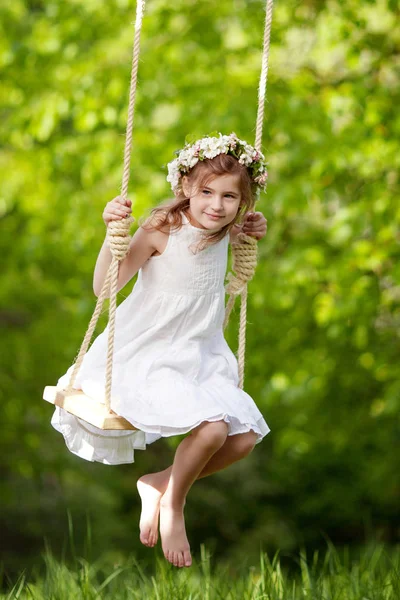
1, 0, 399, 578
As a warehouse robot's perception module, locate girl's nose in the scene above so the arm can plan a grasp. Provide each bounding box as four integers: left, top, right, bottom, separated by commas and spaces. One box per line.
211, 197, 223, 210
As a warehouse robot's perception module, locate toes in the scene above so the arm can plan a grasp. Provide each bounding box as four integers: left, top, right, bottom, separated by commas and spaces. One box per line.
141, 528, 159, 547
184, 549, 192, 567
162, 549, 190, 568
140, 532, 149, 546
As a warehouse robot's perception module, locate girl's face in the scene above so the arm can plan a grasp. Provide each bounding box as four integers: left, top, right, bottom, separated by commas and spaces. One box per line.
183, 173, 242, 230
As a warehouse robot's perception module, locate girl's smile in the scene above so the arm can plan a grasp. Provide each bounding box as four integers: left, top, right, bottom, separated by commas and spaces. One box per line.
205, 213, 224, 220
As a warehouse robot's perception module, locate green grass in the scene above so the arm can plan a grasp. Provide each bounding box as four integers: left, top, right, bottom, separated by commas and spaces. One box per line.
2, 542, 399, 600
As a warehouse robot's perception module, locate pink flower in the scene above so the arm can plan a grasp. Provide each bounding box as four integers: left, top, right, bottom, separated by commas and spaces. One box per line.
255, 171, 268, 185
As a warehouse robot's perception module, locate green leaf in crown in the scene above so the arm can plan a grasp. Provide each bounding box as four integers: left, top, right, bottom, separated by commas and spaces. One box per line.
184, 133, 199, 145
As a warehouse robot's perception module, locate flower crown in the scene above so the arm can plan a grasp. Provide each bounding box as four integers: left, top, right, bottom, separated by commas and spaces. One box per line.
166, 132, 268, 193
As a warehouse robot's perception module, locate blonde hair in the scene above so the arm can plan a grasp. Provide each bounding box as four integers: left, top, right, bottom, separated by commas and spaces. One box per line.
140, 154, 258, 252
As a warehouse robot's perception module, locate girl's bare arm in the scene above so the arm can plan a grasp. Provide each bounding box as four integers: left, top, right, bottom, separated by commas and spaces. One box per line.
93, 195, 159, 297
93, 227, 158, 297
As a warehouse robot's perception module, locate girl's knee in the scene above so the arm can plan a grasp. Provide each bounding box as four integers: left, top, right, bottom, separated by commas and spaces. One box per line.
233, 431, 258, 457
193, 420, 229, 449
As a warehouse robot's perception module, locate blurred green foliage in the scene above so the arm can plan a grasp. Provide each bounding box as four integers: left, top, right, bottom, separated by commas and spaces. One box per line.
1, 0, 399, 577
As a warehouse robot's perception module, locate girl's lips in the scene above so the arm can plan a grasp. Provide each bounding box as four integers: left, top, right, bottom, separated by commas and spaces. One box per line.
205, 213, 224, 219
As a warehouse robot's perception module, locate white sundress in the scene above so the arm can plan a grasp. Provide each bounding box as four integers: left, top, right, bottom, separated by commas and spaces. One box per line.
51, 212, 270, 464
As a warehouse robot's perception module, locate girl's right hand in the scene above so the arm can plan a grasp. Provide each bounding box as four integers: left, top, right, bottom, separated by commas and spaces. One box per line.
103, 195, 133, 227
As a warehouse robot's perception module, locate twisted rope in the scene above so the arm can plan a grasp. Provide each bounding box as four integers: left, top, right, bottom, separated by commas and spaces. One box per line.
223, 233, 258, 389
224, 0, 274, 389
255, 0, 274, 153
66, 0, 146, 412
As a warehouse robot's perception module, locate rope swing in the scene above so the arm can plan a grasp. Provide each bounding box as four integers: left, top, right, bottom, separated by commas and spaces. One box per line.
223, 0, 274, 389
43, 0, 274, 429
65, 0, 146, 412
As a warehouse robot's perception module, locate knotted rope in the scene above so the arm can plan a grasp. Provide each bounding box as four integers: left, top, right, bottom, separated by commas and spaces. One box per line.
223, 0, 274, 389
66, 0, 146, 411
223, 233, 258, 388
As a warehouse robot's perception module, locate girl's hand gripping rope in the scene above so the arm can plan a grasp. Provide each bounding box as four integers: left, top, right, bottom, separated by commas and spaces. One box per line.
233, 211, 268, 240
103, 195, 133, 227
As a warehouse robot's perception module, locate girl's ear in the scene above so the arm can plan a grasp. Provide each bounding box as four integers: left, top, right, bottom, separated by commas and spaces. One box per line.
182, 176, 191, 198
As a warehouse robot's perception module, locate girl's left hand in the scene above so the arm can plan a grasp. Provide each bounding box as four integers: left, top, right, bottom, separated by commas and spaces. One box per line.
241, 211, 267, 240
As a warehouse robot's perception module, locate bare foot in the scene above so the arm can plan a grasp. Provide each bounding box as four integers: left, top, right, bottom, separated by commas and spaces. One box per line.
136, 472, 168, 547
159, 497, 192, 568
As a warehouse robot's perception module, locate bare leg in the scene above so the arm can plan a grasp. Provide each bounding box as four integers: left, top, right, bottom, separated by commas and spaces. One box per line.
137, 429, 257, 551
158, 420, 229, 567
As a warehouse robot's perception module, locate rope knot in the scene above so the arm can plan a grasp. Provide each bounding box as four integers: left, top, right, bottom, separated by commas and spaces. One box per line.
225, 233, 258, 296
106, 216, 135, 261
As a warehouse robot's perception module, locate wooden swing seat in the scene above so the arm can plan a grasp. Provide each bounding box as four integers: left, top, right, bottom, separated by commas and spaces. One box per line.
43, 386, 137, 430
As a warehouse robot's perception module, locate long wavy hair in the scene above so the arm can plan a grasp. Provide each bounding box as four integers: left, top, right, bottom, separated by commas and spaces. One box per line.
139, 154, 258, 252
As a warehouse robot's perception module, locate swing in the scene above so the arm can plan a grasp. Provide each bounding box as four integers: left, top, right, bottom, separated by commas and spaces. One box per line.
43, 0, 274, 430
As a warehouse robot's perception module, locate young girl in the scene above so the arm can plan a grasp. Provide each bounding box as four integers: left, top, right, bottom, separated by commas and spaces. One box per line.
51, 132, 270, 569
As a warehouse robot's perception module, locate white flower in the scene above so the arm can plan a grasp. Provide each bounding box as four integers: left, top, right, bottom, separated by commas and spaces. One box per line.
187, 154, 199, 168
238, 153, 253, 166
167, 158, 178, 176
166, 159, 181, 190
178, 149, 191, 165
199, 138, 211, 151
166, 170, 180, 190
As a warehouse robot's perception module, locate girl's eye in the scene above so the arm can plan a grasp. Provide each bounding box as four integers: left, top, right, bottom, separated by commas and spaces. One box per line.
202, 190, 235, 198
